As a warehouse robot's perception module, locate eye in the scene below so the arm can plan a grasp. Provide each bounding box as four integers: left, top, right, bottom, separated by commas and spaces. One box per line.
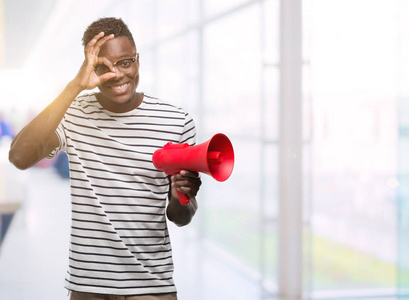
118, 59, 133, 68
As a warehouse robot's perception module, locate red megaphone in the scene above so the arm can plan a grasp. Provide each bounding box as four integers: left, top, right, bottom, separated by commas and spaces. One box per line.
152, 133, 235, 205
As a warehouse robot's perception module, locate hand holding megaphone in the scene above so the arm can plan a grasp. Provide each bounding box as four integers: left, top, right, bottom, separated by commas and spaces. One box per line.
152, 133, 235, 205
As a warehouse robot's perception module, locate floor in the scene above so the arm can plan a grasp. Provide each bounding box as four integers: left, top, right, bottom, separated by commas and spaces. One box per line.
0, 165, 261, 300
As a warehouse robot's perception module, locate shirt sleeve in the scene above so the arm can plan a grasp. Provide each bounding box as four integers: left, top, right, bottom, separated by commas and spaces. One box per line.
46, 122, 67, 159
179, 112, 196, 146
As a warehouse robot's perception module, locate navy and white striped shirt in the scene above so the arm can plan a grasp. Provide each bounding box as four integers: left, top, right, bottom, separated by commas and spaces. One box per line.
50, 93, 196, 296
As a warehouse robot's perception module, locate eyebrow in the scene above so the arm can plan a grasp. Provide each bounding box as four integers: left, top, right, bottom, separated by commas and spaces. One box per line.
118, 53, 137, 59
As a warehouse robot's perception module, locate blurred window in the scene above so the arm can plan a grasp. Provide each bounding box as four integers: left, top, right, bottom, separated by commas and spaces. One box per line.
303, 0, 407, 297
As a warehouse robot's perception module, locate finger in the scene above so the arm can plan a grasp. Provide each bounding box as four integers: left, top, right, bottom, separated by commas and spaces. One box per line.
176, 186, 192, 194
85, 32, 105, 53
180, 170, 200, 178
172, 174, 198, 184
172, 175, 202, 190
175, 185, 200, 199
99, 71, 117, 83
85, 33, 115, 60
96, 57, 115, 72
172, 176, 201, 191
94, 33, 115, 52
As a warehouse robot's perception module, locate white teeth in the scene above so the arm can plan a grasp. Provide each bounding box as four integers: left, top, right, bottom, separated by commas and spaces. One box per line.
111, 83, 128, 91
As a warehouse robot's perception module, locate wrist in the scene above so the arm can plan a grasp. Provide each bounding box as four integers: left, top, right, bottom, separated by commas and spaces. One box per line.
58, 81, 83, 107
67, 80, 86, 95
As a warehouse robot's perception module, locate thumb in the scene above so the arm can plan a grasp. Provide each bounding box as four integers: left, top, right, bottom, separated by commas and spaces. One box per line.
98, 71, 117, 83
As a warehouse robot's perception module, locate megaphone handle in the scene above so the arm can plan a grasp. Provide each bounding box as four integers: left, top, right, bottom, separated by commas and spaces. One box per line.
176, 190, 190, 206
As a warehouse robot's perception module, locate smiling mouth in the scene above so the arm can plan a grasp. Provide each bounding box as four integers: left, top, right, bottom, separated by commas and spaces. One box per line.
110, 82, 130, 93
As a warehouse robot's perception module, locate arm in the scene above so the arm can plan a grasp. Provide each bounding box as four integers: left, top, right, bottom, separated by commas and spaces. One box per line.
9, 32, 117, 170
9, 83, 82, 170
166, 170, 202, 227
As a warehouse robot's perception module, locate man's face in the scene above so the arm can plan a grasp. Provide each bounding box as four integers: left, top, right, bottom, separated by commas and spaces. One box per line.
97, 36, 140, 112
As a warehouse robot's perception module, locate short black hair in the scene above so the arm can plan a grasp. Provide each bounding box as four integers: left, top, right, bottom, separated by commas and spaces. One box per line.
82, 17, 135, 47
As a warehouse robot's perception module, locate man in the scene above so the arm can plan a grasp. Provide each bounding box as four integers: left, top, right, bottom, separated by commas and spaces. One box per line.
9, 17, 201, 300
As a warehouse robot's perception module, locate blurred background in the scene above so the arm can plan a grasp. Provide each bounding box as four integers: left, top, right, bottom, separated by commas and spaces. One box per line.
0, 0, 409, 299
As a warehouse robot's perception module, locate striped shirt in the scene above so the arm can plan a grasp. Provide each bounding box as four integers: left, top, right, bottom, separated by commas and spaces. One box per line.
50, 93, 196, 296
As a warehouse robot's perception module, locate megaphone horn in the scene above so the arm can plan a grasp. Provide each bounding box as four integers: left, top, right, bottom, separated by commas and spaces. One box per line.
152, 133, 234, 205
